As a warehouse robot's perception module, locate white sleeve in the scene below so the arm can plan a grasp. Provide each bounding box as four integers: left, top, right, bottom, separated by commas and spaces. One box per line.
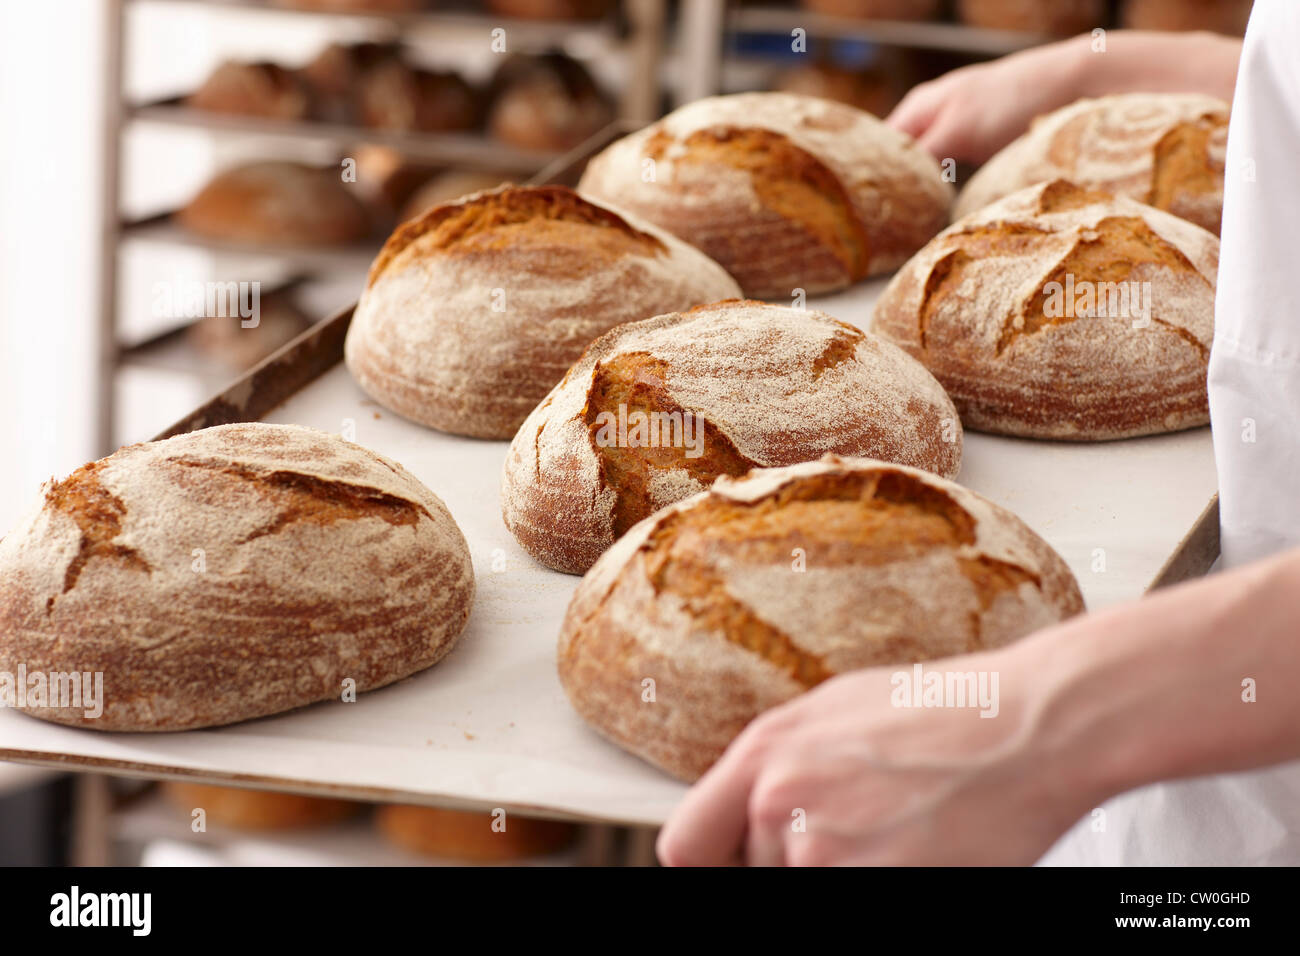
1208, 0, 1300, 568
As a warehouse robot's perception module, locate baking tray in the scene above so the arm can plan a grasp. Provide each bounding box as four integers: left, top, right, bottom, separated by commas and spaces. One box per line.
0, 143, 1220, 826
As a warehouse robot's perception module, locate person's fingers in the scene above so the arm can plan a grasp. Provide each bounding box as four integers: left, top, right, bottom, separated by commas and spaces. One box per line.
885, 80, 948, 137
656, 736, 764, 866
915, 106, 976, 163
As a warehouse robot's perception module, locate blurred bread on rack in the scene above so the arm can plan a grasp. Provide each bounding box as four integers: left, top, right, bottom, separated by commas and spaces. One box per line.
487, 52, 613, 152
299, 41, 402, 122
178, 160, 372, 246
798, 0, 942, 20
273, 0, 425, 12
187, 61, 313, 120
400, 169, 513, 221
1120, 0, 1253, 34
162, 782, 360, 831
955, 0, 1105, 34
375, 805, 578, 861
357, 60, 480, 132
186, 290, 314, 372
772, 63, 900, 118
484, 0, 612, 19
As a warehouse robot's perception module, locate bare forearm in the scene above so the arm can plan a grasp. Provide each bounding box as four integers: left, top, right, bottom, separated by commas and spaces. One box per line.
1007, 548, 1300, 809
1067, 30, 1242, 104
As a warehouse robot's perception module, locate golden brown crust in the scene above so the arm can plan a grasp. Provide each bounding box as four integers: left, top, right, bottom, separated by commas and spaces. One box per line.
375, 805, 578, 860
162, 783, 359, 830
558, 456, 1084, 781
873, 180, 1218, 440
345, 185, 741, 438
177, 161, 372, 247
502, 300, 963, 575
578, 93, 952, 298
0, 423, 475, 731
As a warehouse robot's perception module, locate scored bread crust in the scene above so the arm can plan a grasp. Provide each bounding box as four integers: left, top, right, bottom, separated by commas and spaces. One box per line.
344, 184, 742, 439
954, 93, 1230, 234
577, 92, 953, 298
502, 300, 963, 575
0, 423, 475, 732
557, 455, 1085, 782
177, 160, 372, 246
872, 180, 1218, 440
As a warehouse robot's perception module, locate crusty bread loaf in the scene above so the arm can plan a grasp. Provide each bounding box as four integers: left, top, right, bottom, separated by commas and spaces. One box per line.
577, 92, 952, 298
558, 456, 1084, 781
798, 0, 942, 20
1121, 0, 1253, 34
400, 170, 513, 222
956, 0, 1105, 34
487, 53, 612, 153
955, 93, 1230, 234
345, 185, 742, 439
299, 41, 402, 123
0, 423, 474, 731
178, 161, 372, 246
187, 60, 313, 120
375, 805, 578, 861
357, 60, 479, 133
502, 300, 962, 575
162, 783, 359, 830
872, 180, 1218, 440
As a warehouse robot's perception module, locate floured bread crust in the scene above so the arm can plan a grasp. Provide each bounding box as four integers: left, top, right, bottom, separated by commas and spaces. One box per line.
0, 423, 475, 731
955, 93, 1230, 234
873, 180, 1218, 440
578, 92, 953, 298
557, 456, 1084, 781
502, 300, 962, 574
345, 184, 741, 439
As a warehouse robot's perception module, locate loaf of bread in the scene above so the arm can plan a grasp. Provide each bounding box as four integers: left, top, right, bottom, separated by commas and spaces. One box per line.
357, 60, 479, 133
798, 0, 942, 21
400, 170, 512, 221
299, 41, 402, 123
178, 161, 372, 246
376, 805, 578, 861
956, 0, 1104, 34
955, 93, 1230, 234
1121, 0, 1253, 34
162, 782, 359, 830
502, 300, 962, 575
187, 60, 312, 120
0, 423, 474, 731
345, 185, 741, 439
578, 92, 952, 298
487, 53, 613, 153
873, 180, 1218, 440
558, 456, 1084, 781
185, 291, 312, 372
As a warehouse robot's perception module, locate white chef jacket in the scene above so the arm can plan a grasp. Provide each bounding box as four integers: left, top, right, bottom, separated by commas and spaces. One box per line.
1041, 0, 1300, 866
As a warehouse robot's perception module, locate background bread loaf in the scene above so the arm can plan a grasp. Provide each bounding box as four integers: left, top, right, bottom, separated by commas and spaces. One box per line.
558, 456, 1084, 781
577, 92, 952, 298
955, 93, 1229, 234
186, 60, 313, 120
162, 782, 360, 830
375, 805, 578, 860
502, 300, 962, 575
0, 423, 474, 731
345, 184, 742, 439
177, 160, 372, 246
873, 180, 1218, 440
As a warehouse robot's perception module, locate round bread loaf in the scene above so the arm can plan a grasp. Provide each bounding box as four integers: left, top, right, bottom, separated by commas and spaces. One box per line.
872, 179, 1218, 440
162, 783, 360, 830
345, 184, 742, 439
187, 60, 312, 120
178, 161, 372, 246
375, 805, 578, 861
954, 93, 1229, 234
1121, 0, 1253, 34
487, 53, 613, 153
0, 423, 475, 731
798, 0, 942, 21
955, 0, 1104, 34
558, 456, 1085, 781
357, 61, 479, 133
577, 92, 952, 298
299, 41, 402, 123
502, 300, 962, 575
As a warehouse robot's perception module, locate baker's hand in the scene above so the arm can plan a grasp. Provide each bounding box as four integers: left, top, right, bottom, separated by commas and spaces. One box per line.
656, 653, 1094, 866
888, 37, 1089, 164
